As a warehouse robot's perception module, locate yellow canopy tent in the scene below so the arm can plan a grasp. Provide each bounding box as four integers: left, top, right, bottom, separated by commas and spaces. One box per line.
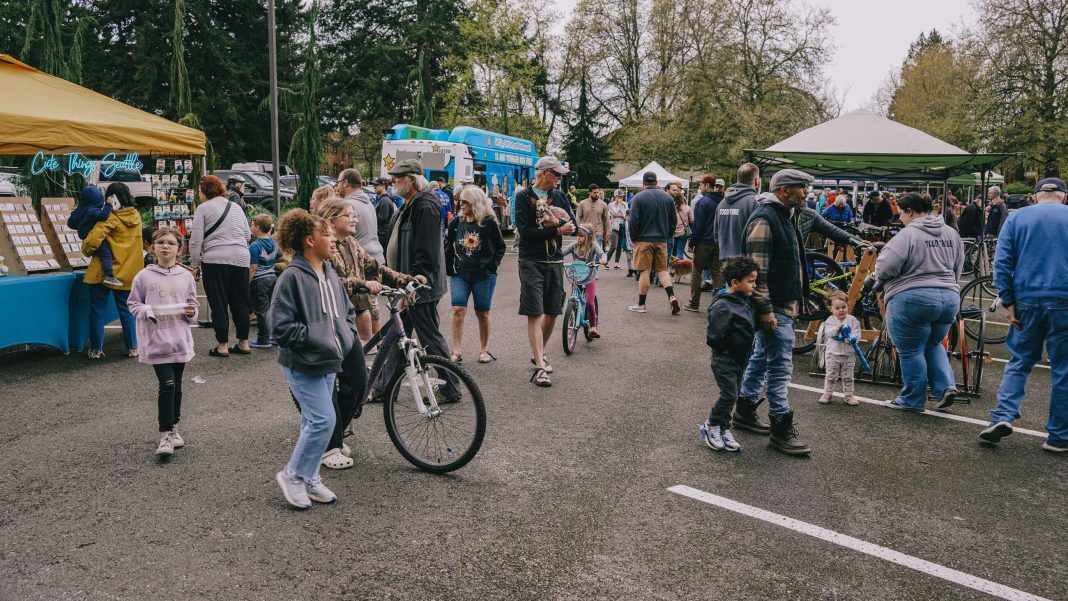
0, 54, 206, 156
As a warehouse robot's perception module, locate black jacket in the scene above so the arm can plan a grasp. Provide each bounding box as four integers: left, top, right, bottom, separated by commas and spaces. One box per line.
862, 200, 893, 226
269, 254, 357, 375
445, 216, 506, 277
689, 191, 720, 246
958, 202, 984, 238
375, 194, 397, 250
628, 186, 677, 243
387, 190, 446, 303
515, 187, 576, 262
706, 290, 756, 365
985, 202, 1008, 237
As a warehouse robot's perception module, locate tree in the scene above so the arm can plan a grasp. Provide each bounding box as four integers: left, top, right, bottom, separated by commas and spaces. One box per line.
287, 1, 324, 209
562, 72, 612, 186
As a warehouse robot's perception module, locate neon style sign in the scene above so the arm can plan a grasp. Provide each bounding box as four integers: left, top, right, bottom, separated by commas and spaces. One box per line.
30, 151, 143, 178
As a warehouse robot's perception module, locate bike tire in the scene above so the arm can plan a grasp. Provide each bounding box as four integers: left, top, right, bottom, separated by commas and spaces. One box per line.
793, 251, 845, 355
382, 354, 486, 474
972, 311, 986, 393
583, 295, 596, 342
562, 297, 579, 356
960, 276, 1006, 345
961, 241, 977, 277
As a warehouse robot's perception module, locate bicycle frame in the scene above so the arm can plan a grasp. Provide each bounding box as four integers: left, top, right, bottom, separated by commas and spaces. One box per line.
362, 284, 443, 418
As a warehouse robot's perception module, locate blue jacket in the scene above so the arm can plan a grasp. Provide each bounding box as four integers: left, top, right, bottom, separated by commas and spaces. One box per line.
68, 203, 113, 239
993, 203, 1068, 306
689, 191, 721, 246
821, 204, 853, 223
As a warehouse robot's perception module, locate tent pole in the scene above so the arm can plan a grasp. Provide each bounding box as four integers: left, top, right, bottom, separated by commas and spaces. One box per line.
267, 0, 281, 216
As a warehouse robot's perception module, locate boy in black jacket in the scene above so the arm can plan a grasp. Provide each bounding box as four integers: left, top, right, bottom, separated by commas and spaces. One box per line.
700, 257, 759, 452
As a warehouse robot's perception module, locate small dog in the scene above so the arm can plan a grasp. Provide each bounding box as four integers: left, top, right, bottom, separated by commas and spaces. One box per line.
670, 257, 693, 283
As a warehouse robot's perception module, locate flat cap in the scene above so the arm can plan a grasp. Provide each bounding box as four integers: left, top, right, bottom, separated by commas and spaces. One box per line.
535, 156, 569, 175
387, 159, 423, 177
769, 168, 814, 191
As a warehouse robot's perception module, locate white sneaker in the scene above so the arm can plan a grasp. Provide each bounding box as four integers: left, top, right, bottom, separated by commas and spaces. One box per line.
155, 432, 174, 456
276, 470, 311, 509
628, 304, 647, 313
699, 421, 726, 451
305, 478, 337, 504
721, 429, 742, 452
170, 431, 185, 448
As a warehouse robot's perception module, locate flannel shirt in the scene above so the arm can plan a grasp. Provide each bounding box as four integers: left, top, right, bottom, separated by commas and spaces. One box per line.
744, 216, 800, 318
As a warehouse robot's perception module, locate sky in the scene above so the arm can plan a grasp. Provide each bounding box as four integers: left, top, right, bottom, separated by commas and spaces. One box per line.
550, 0, 975, 111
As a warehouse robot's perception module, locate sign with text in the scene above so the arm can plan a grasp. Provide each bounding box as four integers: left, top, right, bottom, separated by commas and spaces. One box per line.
30, 151, 143, 178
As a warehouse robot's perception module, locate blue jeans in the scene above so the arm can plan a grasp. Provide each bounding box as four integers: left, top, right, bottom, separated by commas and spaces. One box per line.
741, 313, 794, 416
89, 284, 136, 353
283, 368, 337, 481
672, 235, 688, 259
450, 273, 498, 312
990, 298, 1068, 444
886, 288, 959, 408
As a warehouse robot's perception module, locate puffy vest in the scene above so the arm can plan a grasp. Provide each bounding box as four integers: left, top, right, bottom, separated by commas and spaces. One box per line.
746, 202, 806, 307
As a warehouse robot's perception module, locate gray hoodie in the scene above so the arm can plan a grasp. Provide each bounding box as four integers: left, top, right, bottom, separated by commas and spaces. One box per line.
347, 190, 385, 263
713, 183, 758, 259
875, 215, 964, 302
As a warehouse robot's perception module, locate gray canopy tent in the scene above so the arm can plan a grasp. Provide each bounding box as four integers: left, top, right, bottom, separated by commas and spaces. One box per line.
744, 110, 1013, 198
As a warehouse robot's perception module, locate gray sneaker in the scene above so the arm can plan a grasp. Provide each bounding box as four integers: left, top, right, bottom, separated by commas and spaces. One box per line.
155, 432, 174, 456
102, 275, 124, 287
276, 470, 311, 509
170, 431, 184, 448
305, 478, 337, 504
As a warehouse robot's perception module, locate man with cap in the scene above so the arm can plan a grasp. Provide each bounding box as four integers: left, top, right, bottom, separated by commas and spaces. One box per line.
371, 177, 397, 251
576, 184, 610, 249
861, 190, 893, 227
225, 177, 248, 209
515, 156, 576, 387
371, 159, 461, 401
980, 177, 1068, 453
736, 168, 813, 456
683, 174, 724, 312
627, 172, 679, 314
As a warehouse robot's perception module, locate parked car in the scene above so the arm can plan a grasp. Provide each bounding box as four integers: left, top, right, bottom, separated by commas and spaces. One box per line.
0, 172, 24, 197
1006, 194, 1031, 210
280, 175, 337, 189
90, 161, 154, 206
212, 170, 295, 208
230, 161, 296, 177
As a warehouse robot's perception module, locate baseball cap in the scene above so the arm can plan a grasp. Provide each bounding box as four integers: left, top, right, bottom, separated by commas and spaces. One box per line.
768, 169, 814, 191
373, 177, 390, 186
642, 172, 657, 184
387, 159, 423, 177
715, 178, 725, 187
1035, 177, 1066, 193
534, 156, 569, 175
868, 190, 881, 199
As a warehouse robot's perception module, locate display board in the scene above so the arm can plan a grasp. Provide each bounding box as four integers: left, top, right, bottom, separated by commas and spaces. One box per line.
149, 158, 195, 237
39, 197, 91, 269
0, 197, 60, 274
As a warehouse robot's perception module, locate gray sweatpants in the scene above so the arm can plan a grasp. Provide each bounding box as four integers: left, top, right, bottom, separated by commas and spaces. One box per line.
823, 353, 856, 395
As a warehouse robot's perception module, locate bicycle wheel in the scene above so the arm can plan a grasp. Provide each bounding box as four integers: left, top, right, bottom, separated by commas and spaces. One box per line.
562, 297, 579, 356
383, 354, 486, 474
583, 295, 596, 341
960, 276, 1006, 345
961, 241, 977, 277
793, 252, 844, 355
972, 311, 986, 393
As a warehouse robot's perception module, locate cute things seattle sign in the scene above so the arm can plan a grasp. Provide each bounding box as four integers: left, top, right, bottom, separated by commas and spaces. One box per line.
30, 151, 143, 178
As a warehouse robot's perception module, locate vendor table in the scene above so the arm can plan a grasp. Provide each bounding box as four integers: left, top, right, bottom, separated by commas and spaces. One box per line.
0, 272, 119, 354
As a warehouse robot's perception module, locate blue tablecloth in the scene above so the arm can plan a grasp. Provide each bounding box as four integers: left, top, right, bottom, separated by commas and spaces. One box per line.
0, 272, 119, 354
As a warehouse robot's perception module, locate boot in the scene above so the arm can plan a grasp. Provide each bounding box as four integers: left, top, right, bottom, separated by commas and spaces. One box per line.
769, 411, 811, 456
732, 396, 770, 435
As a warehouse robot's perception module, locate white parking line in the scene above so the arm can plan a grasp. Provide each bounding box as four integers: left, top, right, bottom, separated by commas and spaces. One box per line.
668, 485, 1053, 601
787, 383, 1047, 438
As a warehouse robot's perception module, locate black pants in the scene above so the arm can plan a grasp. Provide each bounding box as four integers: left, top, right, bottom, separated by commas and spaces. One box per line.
152, 362, 186, 432
202, 263, 251, 344
249, 276, 276, 340
329, 342, 368, 451
709, 352, 745, 428
689, 244, 720, 306
374, 298, 459, 395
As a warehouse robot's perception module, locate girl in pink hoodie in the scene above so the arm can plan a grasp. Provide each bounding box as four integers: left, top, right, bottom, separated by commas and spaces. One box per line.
128, 229, 199, 457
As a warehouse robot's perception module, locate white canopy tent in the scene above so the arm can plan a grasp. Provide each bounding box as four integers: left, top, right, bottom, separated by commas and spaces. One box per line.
617, 161, 688, 188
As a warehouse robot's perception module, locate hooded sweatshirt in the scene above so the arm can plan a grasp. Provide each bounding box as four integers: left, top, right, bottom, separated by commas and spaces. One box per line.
347, 190, 385, 263
127, 263, 199, 365
875, 215, 964, 302
269, 254, 357, 375
713, 183, 758, 259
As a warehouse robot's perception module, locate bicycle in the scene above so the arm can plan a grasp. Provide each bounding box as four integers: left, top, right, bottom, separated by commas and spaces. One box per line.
958, 275, 1007, 345
945, 304, 987, 399
360, 282, 486, 473
961, 233, 997, 278
562, 261, 599, 356
793, 245, 882, 354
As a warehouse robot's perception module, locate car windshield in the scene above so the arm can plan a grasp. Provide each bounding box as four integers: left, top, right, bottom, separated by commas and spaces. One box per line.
99, 164, 142, 182
247, 172, 274, 188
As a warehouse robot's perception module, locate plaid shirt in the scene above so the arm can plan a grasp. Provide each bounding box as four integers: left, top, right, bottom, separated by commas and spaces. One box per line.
744, 213, 801, 318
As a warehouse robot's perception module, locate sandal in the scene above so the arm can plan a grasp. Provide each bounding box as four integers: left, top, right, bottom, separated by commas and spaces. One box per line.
588, 329, 601, 339
451, 352, 463, 363
229, 344, 252, 355
478, 351, 497, 363
530, 368, 552, 387
530, 355, 554, 374
208, 348, 230, 358
321, 448, 354, 469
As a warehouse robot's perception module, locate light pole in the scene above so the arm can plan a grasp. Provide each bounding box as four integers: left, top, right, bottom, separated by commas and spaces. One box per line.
267, 0, 281, 215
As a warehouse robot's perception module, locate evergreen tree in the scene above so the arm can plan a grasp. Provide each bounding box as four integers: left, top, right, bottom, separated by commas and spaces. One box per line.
287, 1, 323, 209
562, 73, 611, 187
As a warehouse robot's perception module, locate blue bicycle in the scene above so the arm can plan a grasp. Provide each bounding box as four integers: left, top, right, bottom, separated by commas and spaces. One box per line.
561, 262, 598, 356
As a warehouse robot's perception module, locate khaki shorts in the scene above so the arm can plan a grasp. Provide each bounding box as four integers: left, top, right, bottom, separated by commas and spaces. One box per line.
632, 241, 669, 272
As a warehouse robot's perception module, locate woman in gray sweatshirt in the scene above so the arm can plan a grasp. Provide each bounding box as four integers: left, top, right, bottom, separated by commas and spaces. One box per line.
874, 192, 964, 412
